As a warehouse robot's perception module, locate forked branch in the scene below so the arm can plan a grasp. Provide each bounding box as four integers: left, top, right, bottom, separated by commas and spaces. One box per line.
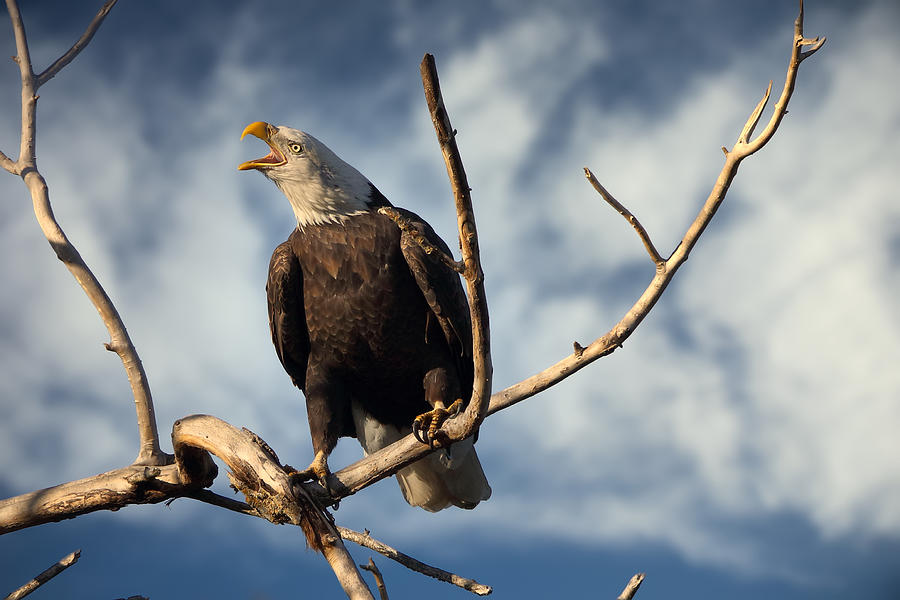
171, 415, 374, 599
485, 0, 825, 416
360, 559, 389, 600
2, 0, 166, 466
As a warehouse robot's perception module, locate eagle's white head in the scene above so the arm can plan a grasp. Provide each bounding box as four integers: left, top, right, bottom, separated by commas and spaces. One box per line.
238, 121, 375, 228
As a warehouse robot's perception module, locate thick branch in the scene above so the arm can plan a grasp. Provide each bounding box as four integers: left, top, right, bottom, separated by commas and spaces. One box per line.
0, 463, 197, 535
419, 54, 492, 440
4, 550, 81, 600
3, 0, 165, 466
171, 415, 374, 600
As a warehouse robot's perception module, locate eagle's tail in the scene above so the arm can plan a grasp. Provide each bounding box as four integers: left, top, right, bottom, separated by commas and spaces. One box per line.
351, 401, 491, 512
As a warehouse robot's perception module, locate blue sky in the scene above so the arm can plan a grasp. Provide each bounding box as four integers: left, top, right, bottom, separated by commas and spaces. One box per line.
2, 1, 900, 598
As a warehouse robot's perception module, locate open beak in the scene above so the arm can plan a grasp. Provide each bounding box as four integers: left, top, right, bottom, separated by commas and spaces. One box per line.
238, 121, 287, 171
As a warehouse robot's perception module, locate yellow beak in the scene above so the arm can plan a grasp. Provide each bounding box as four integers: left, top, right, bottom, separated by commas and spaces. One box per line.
238, 121, 286, 171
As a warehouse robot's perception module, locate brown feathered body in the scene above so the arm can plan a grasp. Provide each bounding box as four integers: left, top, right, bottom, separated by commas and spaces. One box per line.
267, 193, 490, 511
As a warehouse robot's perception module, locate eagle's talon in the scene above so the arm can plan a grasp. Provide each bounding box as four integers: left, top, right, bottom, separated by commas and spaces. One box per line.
413, 399, 463, 448
286, 449, 335, 496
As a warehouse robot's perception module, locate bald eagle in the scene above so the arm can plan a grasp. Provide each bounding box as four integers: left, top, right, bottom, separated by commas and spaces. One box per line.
238, 121, 490, 511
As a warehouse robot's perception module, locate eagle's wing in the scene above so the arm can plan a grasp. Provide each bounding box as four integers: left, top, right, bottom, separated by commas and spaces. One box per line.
266, 237, 310, 390
395, 208, 474, 394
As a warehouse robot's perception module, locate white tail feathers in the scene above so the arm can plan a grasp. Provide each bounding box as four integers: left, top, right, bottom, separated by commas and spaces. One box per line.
351, 401, 491, 512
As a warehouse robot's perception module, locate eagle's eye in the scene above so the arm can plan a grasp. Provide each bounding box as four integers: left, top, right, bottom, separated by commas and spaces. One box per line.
288, 143, 303, 154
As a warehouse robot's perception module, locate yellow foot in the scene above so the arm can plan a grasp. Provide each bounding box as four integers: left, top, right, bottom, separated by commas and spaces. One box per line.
286, 449, 334, 495
413, 398, 463, 448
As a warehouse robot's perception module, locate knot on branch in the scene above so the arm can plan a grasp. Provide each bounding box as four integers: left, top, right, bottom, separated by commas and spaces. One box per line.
573, 341, 586, 358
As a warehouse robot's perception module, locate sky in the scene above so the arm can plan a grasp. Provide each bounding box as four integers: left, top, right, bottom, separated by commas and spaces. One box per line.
1, 0, 900, 598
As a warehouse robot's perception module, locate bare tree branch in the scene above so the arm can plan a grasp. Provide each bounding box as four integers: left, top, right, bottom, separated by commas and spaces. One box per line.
171, 415, 375, 600
339, 527, 492, 596
0, 149, 17, 174
360, 558, 389, 600
2, 0, 166, 466
34, 0, 119, 88
583, 168, 663, 265
738, 0, 825, 156
170, 486, 493, 597
4, 549, 80, 600
419, 53, 493, 441
616, 573, 645, 600
738, 80, 773, 145
484, 0, 824, 417
0, 464, 202, 535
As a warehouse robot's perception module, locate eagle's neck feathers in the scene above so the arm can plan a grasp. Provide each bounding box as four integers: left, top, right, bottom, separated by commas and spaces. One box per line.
275, 175, 370, 228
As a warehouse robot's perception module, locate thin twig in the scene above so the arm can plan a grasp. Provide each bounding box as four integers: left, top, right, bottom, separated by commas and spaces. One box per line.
616, 573, 645, 600
583, 168, 663, 265
0, 149, 16, 174
35, 0, 119, 88
360, 558, 389, 600
419, 53, 493, 441
4, 550, 81, 600
738, 80, 773, 145
339, 527, 492, 596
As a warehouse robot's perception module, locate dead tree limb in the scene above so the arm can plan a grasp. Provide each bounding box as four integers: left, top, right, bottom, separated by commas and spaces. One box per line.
1, 0, 166, 467
3, 550, 81, 600
339, 527, 492, 596
171, 415, 374, 600
170, 484, 494, 596
616, 573, 645, 600
360, 558, 389, 600
0, 463, 198, 535
484, 0, 825, 417
419, 53, 493, 440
